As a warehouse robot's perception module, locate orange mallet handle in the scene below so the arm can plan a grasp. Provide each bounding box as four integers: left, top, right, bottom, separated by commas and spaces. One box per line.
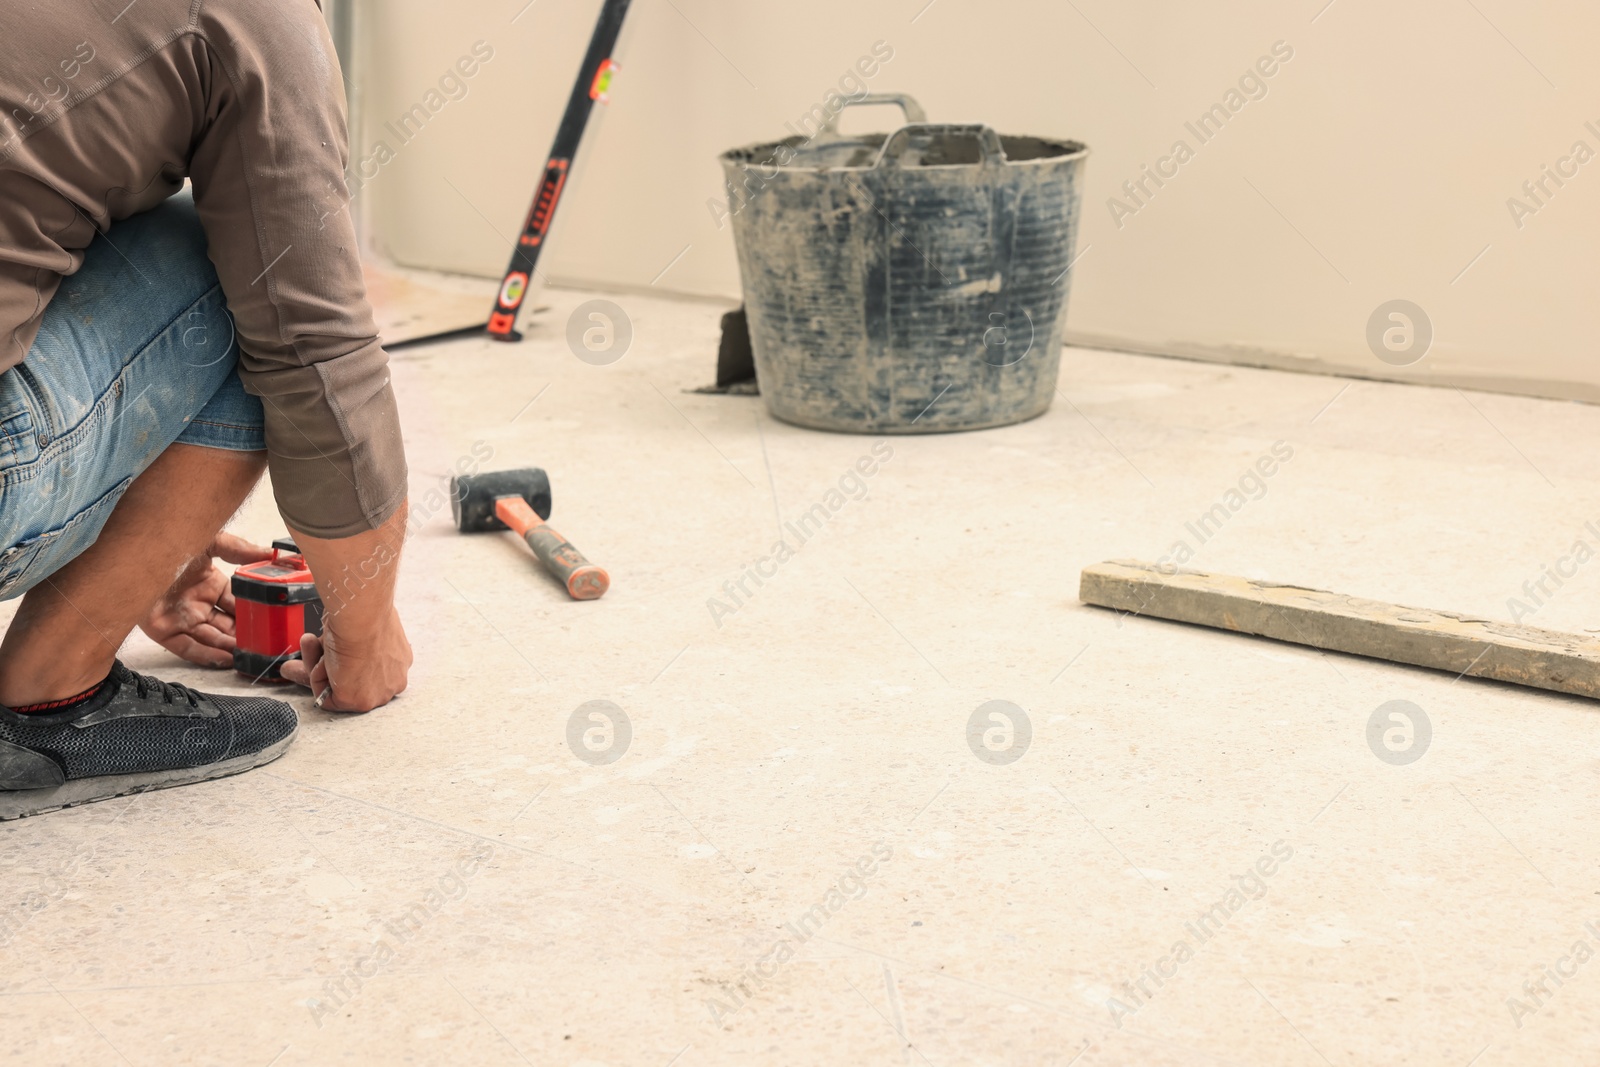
494, 496, 610, 600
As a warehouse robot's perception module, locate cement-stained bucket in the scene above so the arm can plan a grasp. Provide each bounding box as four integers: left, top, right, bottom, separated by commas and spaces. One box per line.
720, 93, 1087, 433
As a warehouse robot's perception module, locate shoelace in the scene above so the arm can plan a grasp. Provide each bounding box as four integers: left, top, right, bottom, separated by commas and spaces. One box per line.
129, 671, 202, 707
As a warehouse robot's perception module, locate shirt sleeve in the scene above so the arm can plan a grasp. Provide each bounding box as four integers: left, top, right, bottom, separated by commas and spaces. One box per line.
187, 0, 406, 538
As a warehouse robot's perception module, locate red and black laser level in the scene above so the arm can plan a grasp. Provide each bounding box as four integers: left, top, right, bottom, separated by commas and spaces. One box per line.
232, 538, 323, 681
486, 0, 633, 342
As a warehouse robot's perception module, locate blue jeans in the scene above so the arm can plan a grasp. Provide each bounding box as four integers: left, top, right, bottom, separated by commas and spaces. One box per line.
0, 192, 265, 601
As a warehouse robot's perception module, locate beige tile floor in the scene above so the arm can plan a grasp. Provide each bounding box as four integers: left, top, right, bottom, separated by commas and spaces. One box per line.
4, 286, 1600, 1066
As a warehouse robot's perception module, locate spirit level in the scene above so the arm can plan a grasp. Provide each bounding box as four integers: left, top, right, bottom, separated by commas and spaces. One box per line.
487, 0, 634, 342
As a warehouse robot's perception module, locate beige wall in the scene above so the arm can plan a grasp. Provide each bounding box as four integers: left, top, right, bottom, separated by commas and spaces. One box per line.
353, 0, 1600, 400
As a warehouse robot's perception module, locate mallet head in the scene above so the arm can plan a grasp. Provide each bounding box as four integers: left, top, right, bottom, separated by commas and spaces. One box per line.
451, 468, 552, 533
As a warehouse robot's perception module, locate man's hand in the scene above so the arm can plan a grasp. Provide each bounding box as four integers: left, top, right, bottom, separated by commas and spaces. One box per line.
139, 533, 273, 667
280, 609, 411, 712
278, 504, 412, 712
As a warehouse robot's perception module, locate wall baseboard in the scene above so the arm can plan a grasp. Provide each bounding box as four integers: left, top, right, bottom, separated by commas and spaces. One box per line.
1063, 330, 1600, 407
446, 265, 1600, 408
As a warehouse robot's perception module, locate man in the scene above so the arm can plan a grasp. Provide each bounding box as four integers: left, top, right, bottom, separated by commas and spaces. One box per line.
0, 0, 410, 819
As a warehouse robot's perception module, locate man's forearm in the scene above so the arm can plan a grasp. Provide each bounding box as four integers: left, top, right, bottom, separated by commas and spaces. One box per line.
290, 500, 409, 627
283, 501, 412, 711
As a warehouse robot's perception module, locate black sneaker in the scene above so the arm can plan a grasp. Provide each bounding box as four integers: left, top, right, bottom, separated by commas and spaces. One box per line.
0, 661, 298, 820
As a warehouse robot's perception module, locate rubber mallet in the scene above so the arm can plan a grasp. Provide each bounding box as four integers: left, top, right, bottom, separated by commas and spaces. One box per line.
450, 468, 610, 600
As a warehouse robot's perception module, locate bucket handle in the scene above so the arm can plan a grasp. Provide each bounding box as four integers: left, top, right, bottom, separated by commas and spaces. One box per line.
874, 123, 1008, 169
813, 92, 928, 140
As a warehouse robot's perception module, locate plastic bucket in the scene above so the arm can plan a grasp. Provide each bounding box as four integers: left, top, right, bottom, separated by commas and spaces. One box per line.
721, 93, 1088, 433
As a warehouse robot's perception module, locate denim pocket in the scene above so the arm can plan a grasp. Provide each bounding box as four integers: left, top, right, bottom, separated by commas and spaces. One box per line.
0, 370, 41, 470
0, 475, 133, 601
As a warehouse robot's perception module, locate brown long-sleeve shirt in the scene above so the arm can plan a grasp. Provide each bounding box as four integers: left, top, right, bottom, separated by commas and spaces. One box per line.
0, 0, 404, 538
